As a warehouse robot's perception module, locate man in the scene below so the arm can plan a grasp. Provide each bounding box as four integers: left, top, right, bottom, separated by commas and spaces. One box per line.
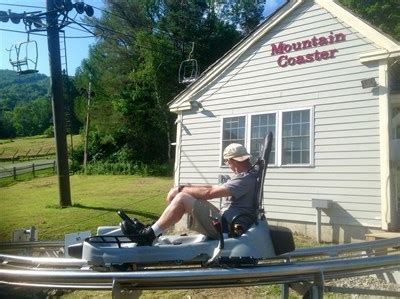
130, 143, 258, 246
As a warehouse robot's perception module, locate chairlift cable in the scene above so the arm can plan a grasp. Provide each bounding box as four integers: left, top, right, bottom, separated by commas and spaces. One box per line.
0, 27, 46, 37
0, 2, 45, 9
75, 19, 179, 55
188, 41, 194, 60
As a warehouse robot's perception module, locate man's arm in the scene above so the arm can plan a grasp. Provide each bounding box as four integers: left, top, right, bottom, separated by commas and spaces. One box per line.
180, 185, 231, 200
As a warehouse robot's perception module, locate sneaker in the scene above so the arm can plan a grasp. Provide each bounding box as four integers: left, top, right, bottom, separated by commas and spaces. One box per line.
132, 227, 157, 246
120, 218, 146, 236
117, 210, 145, 232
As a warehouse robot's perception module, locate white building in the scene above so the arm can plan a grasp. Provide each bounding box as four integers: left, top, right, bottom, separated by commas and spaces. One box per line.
168, 0, 400, 243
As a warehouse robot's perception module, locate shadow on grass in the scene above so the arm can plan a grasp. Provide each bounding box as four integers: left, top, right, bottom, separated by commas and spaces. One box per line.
71, 203, 160, 221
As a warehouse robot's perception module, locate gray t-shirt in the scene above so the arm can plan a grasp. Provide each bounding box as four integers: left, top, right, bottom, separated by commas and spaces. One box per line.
220, 169, 258, 228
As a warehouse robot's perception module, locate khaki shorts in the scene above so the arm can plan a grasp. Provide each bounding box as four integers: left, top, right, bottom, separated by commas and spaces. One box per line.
188, 200, 221, 240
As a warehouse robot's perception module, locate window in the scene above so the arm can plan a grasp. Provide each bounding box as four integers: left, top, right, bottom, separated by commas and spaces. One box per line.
222, 116, 246, 162
221, 108, 312, 167
250, 113, 276, 164
282, 110, 310, 165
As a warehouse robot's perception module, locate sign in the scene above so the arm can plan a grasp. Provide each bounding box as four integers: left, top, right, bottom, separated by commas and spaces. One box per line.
271, 32, 346, 67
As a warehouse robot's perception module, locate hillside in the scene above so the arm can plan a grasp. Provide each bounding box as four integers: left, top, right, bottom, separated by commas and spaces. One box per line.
0, 69, 49, 110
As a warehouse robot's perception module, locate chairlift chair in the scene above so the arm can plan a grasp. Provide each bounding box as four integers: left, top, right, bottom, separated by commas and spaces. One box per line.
8, 38, 39, 75
178, 42, 199, 84
179, 59, 199, 84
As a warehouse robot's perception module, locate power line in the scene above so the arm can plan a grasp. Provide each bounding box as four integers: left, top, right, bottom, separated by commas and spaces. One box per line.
0, 27, 46, 36
0, 27, 96, 39
90, 4, 183, 44
75, 20, 181, 56
0, 2, 45, 9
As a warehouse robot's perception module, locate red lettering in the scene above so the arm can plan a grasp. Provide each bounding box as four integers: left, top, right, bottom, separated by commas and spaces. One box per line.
296, 55, 306, 64
311, 36, 318, 46
271, 32, 345, 57
305, 53, 314, 62
302, 40, 312, 49
335, 33, 346, 42
277, 55, 288, 67
277, 48, 338, 67
328, 32, 335, 44
284, 44, 292, 53
271, 42, 284, 55
292, 42, 302, 51
329, 49, 338, 57
318, 37, 328, 46
320, 51, 330, 59
314, 50, 321, 60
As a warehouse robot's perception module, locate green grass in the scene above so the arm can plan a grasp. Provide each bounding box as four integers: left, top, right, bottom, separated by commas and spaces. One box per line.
0, 167, 55, 188
0, 174, 172, 242
0, 174, 326, 299
0, 134, 80, 160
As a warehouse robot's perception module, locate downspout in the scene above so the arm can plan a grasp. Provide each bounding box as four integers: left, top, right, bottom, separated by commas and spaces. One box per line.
379, 59, 392, 230
174, 112, 183, 187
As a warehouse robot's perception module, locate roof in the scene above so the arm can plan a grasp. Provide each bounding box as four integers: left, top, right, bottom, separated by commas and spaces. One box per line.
169, 0, 400, 112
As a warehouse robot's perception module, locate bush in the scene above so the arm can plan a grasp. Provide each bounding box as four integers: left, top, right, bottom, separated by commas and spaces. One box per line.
85, 161, 172, 176
43, 126, 54, 137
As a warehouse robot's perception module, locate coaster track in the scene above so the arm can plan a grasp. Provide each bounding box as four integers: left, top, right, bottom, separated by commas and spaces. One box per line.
1, 237, 400, 298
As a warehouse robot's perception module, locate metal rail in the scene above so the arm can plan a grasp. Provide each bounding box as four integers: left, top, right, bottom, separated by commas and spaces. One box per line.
0, 254, 399, 289
281, 236, 400, 258
1, 237, 400, 298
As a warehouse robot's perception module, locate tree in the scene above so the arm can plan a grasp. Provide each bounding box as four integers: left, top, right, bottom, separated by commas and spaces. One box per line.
73, 0, 265, 165
339, 0, 400, 41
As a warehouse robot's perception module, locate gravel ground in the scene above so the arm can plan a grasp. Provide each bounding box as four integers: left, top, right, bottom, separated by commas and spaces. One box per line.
325, 274, 400, 298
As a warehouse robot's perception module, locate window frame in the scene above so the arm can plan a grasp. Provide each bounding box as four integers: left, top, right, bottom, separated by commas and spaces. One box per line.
277, 107, 314, 168
220, 107, 314, 168
249, 111, 278, 166
219, 113, 248, 167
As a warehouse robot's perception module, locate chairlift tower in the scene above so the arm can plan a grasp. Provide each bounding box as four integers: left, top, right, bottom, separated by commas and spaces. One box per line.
2, 0, 94, 207
46, 0, 71, 207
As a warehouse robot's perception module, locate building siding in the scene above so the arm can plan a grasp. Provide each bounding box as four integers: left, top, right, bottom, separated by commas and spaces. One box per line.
178, 2, 382, 228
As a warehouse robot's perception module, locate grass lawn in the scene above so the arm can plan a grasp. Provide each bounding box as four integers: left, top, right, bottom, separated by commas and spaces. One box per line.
0, 174, 172, 242
0, 134, 80, 160
0, 174, 325, 298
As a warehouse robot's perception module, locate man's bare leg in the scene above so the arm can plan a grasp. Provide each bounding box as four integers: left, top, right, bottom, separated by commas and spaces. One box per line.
155, 193, 196, 231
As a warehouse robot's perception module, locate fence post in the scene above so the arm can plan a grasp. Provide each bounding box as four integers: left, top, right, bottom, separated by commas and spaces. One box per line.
32, 163, 35, 177
13, 167, 16, 180
26, 149, 31, 160
53, 160, 56, 174
12, 150, 19, 163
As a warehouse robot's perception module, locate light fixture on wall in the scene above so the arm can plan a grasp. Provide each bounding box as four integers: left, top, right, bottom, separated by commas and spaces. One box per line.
361, 78, 378, 89
190, 100, 204, 111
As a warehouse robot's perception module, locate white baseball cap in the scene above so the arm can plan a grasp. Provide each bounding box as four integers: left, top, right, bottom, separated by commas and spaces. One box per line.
223, 143, 250, 162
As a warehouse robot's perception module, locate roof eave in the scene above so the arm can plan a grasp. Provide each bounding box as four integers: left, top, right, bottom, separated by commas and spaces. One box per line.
168, 0, 303, 112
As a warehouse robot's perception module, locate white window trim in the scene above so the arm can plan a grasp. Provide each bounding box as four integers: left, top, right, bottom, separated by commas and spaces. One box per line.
249, 111, 278, 167
278, 106, 315, 168
219, 113, 247, 167
220, 107, 314, 168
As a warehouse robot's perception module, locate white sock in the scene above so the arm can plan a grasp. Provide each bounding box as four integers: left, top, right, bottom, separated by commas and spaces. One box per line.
151, 223, 163, 237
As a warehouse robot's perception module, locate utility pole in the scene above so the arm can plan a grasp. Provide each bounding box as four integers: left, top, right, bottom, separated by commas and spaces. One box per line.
1, 1, 94, 207
46, 0, 71, 207
83, 78, 92, 174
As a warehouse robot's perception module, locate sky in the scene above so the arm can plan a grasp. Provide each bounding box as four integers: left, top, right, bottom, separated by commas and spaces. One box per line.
0, 0, 104, 76
0, 0, 285, 77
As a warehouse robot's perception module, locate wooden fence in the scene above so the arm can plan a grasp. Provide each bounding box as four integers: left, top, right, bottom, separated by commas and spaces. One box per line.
0, 147, 55, 162
0, 161, 56, 180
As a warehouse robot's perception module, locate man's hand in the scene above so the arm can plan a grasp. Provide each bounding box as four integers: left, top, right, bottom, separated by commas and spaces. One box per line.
166, 186, 179, 204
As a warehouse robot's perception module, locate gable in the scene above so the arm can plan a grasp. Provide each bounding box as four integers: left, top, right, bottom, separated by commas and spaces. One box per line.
169, 0, 400, 112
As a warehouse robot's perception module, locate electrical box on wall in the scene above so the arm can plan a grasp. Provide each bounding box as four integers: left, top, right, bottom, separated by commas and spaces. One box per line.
12, 227, 38, 242
390, 139, 400, 163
